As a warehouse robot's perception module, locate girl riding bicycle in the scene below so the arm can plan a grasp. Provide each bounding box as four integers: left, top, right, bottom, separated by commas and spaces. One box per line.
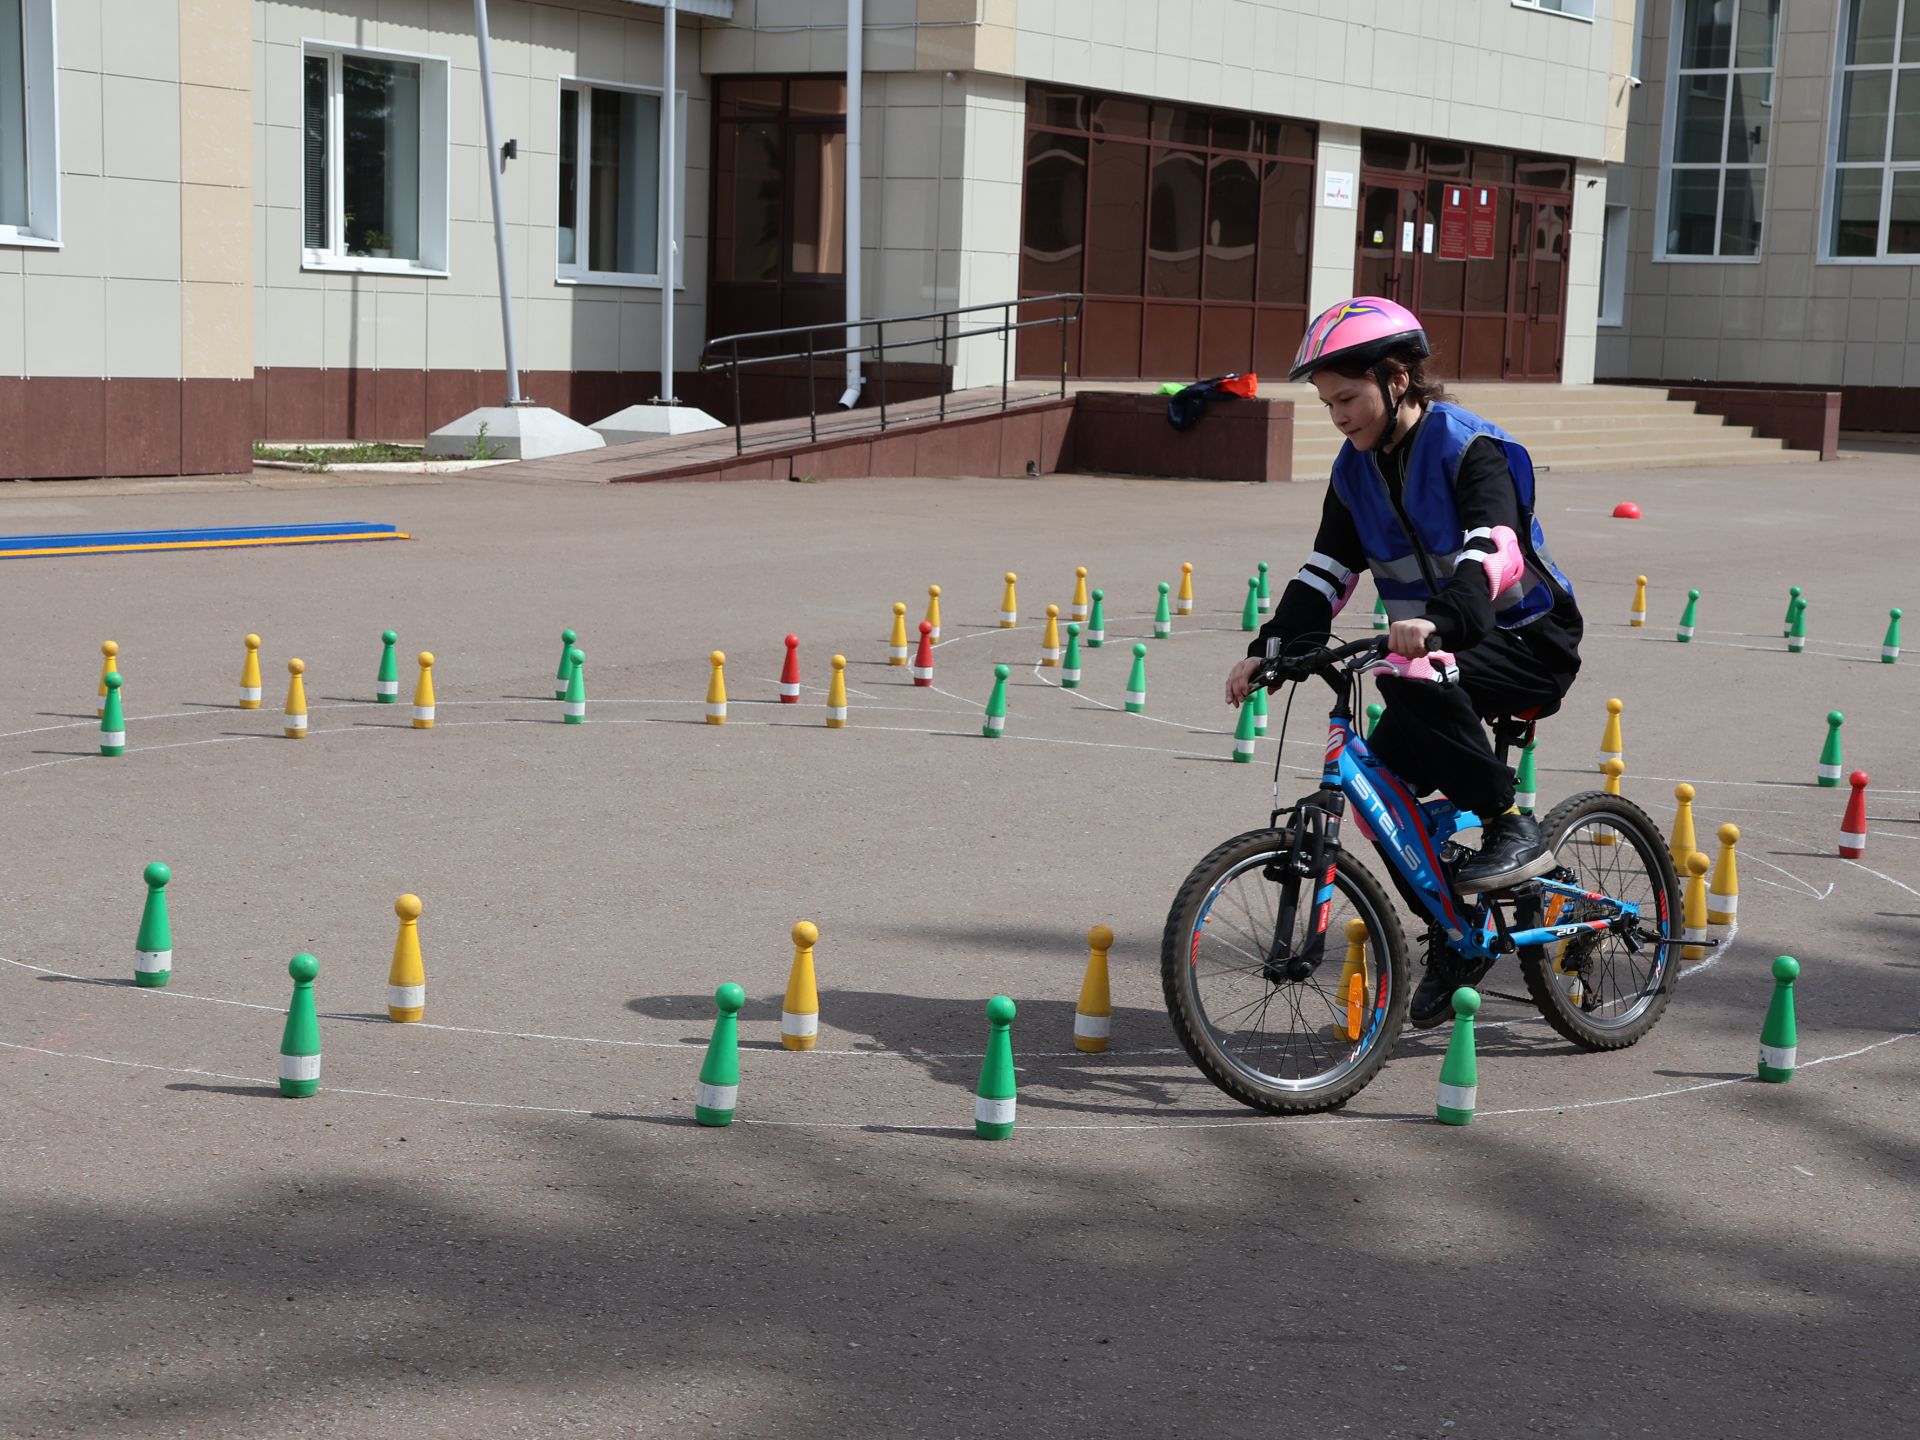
1224, 296, 1585, 1028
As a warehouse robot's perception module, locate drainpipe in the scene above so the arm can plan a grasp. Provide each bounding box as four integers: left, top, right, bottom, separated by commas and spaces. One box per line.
839, 0, 864, 409
472, 0, 523, 404
659, 0, 678, 403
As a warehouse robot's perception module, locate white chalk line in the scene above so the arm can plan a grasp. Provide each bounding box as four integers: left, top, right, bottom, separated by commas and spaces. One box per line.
6, 1025, 1913, 1132
0, 954, 1183, 1062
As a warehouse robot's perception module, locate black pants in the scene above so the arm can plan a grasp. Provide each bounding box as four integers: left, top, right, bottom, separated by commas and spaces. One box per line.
1369, 627, 1576, 817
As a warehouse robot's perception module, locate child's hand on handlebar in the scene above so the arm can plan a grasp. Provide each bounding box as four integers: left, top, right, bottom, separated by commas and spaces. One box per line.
1387, 618, 1439, 659
1225, 655, 1263, 705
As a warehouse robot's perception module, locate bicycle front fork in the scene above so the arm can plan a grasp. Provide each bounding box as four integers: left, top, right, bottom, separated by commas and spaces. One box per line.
1263, 791, 1346, 983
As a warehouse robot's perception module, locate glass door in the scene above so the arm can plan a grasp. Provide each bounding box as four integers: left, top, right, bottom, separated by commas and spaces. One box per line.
1505, 193, 1568, 380
1356, 182, 1423, 307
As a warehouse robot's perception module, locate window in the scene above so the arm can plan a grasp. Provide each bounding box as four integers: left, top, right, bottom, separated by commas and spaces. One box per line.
1658, 0, 1778, 259
557, 79, 687, 287
303, 44, 448, 273
0, 0, 58, 247
1598, 203, 1629, 326
1511, 0, 1596, 20
1827, 0, 1920, 258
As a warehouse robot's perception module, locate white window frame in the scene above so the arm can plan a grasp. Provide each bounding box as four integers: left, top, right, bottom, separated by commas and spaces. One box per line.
554, 75, 687, 291
1510, 0, 1597, 22
1820, 0, 1920, 264
1653, 0, 1777, 263
0, 0, 60, 249
301, 41, 450, 277
1597, 202, 1629, 326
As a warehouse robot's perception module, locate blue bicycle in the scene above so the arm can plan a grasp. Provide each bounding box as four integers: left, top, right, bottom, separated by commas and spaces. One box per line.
1161, 635, 1683, 1114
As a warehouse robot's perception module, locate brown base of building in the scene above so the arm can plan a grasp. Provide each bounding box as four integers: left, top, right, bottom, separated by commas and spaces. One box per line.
252, 363, 952, 446
1607, 377, 1914, 439
0, 377, 254, 480
0, 364, 954, 481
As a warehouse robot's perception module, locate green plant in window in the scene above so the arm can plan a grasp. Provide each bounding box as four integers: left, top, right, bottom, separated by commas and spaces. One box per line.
364, 230, 394, 257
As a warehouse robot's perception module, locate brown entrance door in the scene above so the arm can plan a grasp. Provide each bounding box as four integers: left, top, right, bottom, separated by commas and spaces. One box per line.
1356, 182, 1423, 307
1504, 193, 1568, 380
708, 80, 847, 351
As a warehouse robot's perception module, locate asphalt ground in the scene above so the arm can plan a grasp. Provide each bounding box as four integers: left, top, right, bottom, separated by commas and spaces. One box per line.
2, 452, 1917, 1437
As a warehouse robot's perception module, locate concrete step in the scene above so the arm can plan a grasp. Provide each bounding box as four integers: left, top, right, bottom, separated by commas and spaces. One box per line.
1290, 435, 1793, 481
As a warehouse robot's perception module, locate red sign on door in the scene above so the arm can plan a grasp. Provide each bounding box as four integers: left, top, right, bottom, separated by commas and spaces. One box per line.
1438, 186, 1469, 261
1467, 187, 1497, 261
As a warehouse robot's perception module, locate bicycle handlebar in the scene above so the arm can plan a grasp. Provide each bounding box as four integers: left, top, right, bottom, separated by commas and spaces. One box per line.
1253, 631, 1448, 692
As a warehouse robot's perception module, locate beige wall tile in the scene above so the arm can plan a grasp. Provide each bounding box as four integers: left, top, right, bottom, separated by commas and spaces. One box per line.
182, 279, 251, 378
182, 84, 254, 189
373, 289, 427, 370
101, 0, 179, 83
59, 0, 104, 74
58, 68, 104, 178
0, 271, 19, 374
25, 274, 107, 375
103, 76, 183, 182
180, 0, 253, 89
183, 183, 254, 285
105, 277, 183, 377
106, 179, 184, 281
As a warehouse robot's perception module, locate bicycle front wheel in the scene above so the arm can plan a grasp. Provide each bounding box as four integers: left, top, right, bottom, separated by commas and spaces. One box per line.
1518, 790, 1682, 1050
1161, 829, 1409, 1115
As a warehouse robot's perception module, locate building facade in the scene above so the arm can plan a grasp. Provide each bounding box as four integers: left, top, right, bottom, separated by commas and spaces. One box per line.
2, 0, 1637, 479
1598, 0, 1920, 429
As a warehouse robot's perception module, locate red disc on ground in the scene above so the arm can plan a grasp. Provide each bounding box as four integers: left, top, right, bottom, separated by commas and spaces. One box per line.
1612, 501, 1642, 519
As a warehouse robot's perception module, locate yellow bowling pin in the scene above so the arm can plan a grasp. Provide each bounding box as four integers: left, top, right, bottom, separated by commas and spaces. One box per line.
412, 652, 435, 729
283, 658, 308, 739
98, 640, 119, 716
1333, 918, 1368, 1041
1681, 852, 1709, 961
1669, 784, 1697, 870
239, 633, 263, 709
925, 585, 943, 641
1629, 576, 1647, 628
999, 572, 1018, 628
1708, 823, 1739, 925
781, 921, 820, 1050
1595, 758, 1625, 845
1040, 604, 1062, 666
888, 603, 910, 665
1070, 567, 1090, 622
826, 654, 848, 728
1176, 561, 1194, 616
1598, 697, 1623, 772
1074, 925, 1114, 1052
706, 651, 727, 724
387, 894, 425, 1022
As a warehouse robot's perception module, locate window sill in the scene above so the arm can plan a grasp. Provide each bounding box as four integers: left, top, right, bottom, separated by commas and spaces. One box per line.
1653, 253, 1763, 264
1816, 255, 1920, 266
556, 271, 686, 291
1508, 1, 1595, 23
304, 254, 449, 278
0, 232, 62, 250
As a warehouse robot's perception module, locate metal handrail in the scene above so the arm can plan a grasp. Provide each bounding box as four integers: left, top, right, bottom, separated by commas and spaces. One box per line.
698, 293, 1084, 457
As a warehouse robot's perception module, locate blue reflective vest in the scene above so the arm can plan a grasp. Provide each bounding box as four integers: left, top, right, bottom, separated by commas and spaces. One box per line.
1329, 403, 1573, 628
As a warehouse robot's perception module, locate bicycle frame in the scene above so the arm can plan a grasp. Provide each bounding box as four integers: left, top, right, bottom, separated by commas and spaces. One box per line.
1267, 677, 1646, 978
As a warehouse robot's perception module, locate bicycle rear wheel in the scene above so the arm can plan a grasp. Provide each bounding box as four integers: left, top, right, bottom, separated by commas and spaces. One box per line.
1518, 791, 1682, 1050
1161, 828, 1409, 1114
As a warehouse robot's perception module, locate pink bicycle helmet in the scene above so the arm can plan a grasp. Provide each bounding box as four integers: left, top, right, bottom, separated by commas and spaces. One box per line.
1289, 297, 1430, 383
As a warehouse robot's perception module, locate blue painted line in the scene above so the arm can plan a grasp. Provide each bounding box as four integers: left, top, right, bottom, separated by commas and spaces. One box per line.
0, 521, 400, 551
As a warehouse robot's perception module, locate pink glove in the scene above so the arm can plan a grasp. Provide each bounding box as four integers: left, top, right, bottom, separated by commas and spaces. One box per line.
1364, 649, 1460, 685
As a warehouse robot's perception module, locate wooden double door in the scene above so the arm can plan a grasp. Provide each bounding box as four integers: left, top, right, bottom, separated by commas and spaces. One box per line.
1354, 178, 1569, 382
